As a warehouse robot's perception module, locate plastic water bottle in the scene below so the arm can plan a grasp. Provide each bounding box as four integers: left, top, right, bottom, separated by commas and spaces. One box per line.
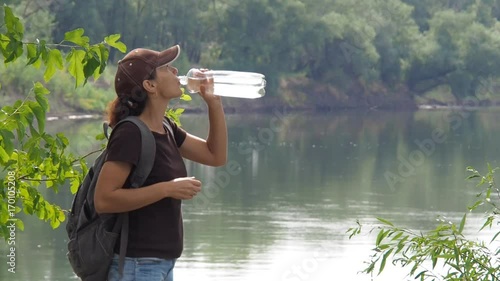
178, 69, 266, 99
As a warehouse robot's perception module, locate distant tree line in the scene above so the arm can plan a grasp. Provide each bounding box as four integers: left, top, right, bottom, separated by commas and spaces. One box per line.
4, 0, 500, 101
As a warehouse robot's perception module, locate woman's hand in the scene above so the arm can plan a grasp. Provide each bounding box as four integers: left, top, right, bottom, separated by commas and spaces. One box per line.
198, 69, 220, 104
165, 177, 202, 200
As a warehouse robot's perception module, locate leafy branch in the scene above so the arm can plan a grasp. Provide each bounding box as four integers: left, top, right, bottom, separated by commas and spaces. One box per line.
348, 165, 500, 281
0, 5, 126, 240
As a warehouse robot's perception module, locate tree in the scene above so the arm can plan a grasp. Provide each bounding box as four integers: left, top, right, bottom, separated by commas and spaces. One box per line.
407, 7, 500, 100
217, 0, 310, 91
0, 5, 127, 239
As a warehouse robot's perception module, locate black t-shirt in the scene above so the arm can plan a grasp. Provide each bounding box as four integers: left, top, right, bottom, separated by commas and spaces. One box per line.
105, 118, 187, 259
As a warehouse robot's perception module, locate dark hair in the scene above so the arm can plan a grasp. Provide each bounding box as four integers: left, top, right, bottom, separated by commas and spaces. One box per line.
107, 70, 156, 127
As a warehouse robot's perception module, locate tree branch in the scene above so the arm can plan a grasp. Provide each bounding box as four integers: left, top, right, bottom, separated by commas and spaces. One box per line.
71, 149, 103, 165
19, 176, 78, 182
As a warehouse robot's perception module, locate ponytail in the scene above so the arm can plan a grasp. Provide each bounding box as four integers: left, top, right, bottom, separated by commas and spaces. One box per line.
107, 86, 149, 127
108, 67, 157, 127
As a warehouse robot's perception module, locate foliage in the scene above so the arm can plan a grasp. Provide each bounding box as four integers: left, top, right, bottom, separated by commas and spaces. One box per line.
0, 5, 128, 240
0, 56, 116, 112
2, 0, 500, 105
348, 165, 500, 280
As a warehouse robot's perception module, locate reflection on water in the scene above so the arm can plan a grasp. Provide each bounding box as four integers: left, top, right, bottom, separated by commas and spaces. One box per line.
1, 109, 500, 281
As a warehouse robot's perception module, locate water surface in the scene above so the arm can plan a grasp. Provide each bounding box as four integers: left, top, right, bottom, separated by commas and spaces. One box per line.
1, 108, 499, 281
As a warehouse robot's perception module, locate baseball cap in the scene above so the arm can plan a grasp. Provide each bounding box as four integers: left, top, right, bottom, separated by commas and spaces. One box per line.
114, 45, 181, 96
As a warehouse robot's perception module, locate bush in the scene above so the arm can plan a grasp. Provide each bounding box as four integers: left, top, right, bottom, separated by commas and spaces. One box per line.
348, 165, 500, 280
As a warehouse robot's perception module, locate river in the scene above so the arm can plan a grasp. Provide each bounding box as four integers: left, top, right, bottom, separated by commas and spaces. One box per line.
1, 108, 499, 281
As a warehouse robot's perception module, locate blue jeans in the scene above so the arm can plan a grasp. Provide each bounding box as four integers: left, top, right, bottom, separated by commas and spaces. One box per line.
107, 254, 176, 281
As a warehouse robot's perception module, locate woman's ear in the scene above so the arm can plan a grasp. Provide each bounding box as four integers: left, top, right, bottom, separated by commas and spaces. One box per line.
142, 79, 156, 93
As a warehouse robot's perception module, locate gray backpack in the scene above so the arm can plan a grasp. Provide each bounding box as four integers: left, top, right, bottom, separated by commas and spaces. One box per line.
66, 116, 173, 281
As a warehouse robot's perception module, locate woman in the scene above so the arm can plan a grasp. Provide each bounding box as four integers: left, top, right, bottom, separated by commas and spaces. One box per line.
94, 45, 227, 281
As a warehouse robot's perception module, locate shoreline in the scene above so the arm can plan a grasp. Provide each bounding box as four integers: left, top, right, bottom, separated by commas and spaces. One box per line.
45, 103, 500, 121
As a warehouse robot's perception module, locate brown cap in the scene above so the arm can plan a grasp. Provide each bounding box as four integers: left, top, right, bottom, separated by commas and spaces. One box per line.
114, 45, 180, 96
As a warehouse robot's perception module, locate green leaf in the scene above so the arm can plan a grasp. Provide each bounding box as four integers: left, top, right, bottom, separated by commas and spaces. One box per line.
491, 231, 500, 243
34, 82, 50, 112
466, 174, 480, 180
468, 200, 483, 211
0, 129, 15, 155
43, 49, 64, 82
70, 178, 80, 194
4, 6, 24, 36
480, 215, 494, 231
12, 118, 26, 143
15, 219, 24, 231
19, 188, 30, 200
42, 133, 55, 146
56, 133, 69, 148
98, 44, 110, 75
28, 102, 45, 132
64, 28, 90, 48
377, 244, 390, 250
453, 245, 460, 265
3, 34, 23, 63
0, 208, 9, 224
83, 55, 101, 84
377, 217, 394, 227
379, 248, 393, 274
0, 146, 9, 163
391, 231, 403, 241
431, 255, 437, 269
34, 82, 50, 95
0, 33, 9, 55
415, 271, 427, 279
67, 49, 86, 87
33, 40, 48, 69
465, 166, 476, 172
36, 205, 46, 220
104, 34, 127, 53
50, 218, 61, 229
376, 229, 386, 246
26, 43, 41, 66
24, 204, 34, 215
180, 93, 192, 101
458, 213, 466, 234
46, 205, 55, 220
88, 47, 104, 79
57, 210, 65, 222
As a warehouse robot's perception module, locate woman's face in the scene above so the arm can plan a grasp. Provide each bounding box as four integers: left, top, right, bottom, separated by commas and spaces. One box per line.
153, 64, 182, 98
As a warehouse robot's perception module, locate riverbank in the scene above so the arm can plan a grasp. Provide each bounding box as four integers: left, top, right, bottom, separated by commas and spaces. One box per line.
18, 75, 500, 119
45, 99, 500, 122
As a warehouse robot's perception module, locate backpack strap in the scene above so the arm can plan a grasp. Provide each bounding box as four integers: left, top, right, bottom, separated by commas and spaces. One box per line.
162, 116, 174, 141
120, 116, 156, 188
103, 122, 110, 140
107, 116, 157, 278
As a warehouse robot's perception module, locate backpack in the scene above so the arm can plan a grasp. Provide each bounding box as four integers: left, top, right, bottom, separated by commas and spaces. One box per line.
66, 116, 174, 281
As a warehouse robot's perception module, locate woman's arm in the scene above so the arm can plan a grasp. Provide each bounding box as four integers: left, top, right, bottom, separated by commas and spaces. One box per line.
180, 87, 228, 166
94, 161, 202, 214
